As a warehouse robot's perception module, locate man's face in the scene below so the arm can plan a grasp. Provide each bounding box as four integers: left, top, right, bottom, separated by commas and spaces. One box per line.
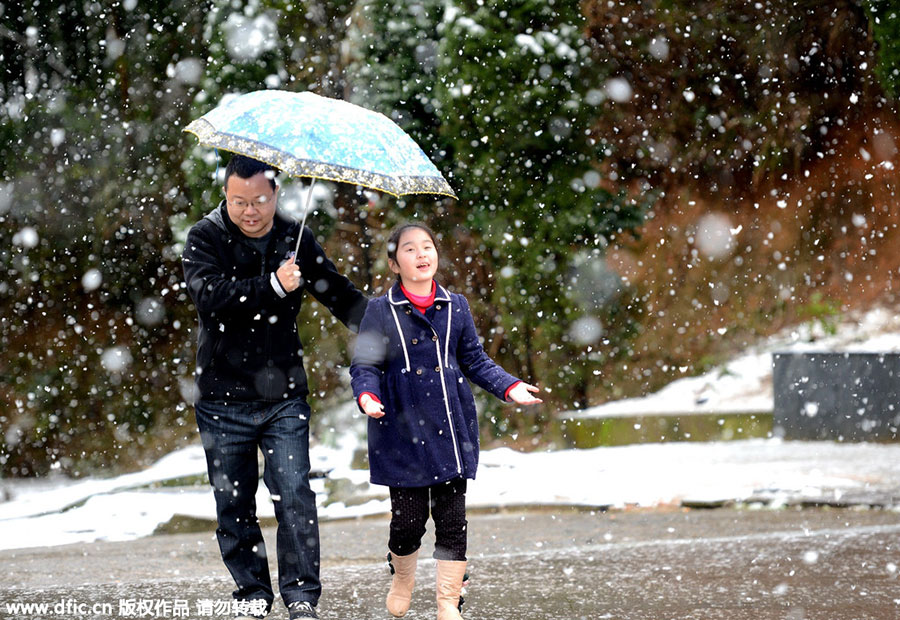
224, 172, 278, 238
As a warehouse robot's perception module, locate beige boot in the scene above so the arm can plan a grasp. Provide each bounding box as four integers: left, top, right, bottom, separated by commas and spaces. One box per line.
435, 560, 467, 620
386, 550, 419, 617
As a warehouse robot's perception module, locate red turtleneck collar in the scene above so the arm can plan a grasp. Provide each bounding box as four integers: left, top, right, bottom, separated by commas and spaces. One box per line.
401, 281, 436, 314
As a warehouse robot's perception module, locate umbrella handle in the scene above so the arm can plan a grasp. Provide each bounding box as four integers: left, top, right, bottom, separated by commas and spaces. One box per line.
293, 179, 317, 259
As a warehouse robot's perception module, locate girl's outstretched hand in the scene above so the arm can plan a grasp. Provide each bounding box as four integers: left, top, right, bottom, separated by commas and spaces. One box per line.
360, 394, 386, 418
508, 382, 543, 405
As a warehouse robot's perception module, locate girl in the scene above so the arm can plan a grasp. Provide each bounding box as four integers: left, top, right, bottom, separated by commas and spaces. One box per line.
350, 223, 541, 619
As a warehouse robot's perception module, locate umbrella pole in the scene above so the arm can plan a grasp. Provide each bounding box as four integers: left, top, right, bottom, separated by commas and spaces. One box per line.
293, 179, 317, 258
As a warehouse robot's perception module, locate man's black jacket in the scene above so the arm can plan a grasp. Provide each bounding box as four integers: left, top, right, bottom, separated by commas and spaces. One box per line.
182, 202, 367, 402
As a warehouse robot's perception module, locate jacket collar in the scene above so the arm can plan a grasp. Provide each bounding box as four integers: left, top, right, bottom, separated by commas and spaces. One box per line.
388, 280, 451, 306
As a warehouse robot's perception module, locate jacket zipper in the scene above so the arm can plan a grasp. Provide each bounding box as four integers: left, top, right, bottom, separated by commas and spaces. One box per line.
429, 323, 462, 476
260, 248, 272, 397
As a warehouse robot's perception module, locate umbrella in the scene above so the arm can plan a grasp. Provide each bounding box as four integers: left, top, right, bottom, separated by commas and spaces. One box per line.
184, 89, 455, 255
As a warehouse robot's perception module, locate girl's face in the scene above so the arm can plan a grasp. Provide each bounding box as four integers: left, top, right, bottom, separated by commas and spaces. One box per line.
389, 227, 438, 285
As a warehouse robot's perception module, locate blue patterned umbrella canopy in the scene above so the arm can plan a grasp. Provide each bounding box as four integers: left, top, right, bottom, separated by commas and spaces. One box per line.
184, 89, 455, 199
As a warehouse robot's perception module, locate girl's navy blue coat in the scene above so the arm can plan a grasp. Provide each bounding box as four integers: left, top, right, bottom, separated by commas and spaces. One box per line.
350, 282, 519, 488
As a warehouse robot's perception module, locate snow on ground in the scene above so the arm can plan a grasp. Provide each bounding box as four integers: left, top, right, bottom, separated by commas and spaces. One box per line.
3, 438, 900, 552
569, 306, 900, 419
3, 307, 900, 551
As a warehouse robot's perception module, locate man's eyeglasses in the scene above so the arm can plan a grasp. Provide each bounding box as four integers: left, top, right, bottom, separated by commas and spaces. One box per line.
227, 196, 274, 210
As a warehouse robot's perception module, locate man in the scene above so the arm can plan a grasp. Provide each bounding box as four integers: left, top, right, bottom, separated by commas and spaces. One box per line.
182, 155, 367, 620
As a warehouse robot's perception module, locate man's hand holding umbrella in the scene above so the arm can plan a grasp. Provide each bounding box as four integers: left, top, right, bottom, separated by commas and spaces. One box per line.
276, 254, 302, 293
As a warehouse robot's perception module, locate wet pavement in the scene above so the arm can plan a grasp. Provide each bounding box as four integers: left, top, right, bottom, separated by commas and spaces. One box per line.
3, 506, 900, 619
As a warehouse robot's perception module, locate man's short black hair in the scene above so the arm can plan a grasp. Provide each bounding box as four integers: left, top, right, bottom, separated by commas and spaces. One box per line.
224, 155, 279, 191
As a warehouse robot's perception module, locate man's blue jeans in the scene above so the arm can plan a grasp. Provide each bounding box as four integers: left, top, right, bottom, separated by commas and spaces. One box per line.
195, 398, 320, 608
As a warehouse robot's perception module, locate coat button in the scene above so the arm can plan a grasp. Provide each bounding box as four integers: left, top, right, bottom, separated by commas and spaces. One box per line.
412, 338, 418, 345
435, 366, 441, 372
416, 368, 423, 375
405, 308, 411, 315
432, 335, 438, 342
435, 304, 442, 310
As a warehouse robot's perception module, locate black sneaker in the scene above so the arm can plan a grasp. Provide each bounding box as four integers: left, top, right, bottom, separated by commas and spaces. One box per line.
287, 601, 318, 620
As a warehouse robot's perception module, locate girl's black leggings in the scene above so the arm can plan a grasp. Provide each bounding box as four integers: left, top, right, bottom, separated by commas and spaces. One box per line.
388, 477, 467, 561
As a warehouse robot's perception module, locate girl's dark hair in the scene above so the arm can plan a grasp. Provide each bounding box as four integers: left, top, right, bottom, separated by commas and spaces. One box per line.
386, 223, 438, 276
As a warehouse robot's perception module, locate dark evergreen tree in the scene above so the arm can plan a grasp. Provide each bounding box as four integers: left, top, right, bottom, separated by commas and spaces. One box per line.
864, 0, 900, 99
344, 0, 457, 302
435, 0, 645, 423
347, 0, 448, 159
0, 0, 360, 476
